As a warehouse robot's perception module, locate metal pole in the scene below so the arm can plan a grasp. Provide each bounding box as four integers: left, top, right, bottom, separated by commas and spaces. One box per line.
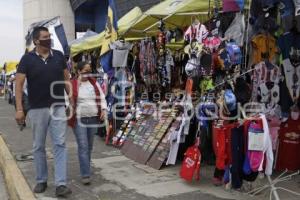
267, 175, 280, 200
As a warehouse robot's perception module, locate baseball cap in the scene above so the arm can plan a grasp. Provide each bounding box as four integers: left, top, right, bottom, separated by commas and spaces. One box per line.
224, 89, 237, 112
218, 48, 232, 70
223, 0, 245, 13
226, 42, 242, 65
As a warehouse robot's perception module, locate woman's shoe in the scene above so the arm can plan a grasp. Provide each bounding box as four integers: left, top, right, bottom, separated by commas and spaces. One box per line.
81, 177, 91, 185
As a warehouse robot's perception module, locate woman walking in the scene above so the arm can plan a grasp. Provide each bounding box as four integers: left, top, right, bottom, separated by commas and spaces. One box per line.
68, 61, 107, 185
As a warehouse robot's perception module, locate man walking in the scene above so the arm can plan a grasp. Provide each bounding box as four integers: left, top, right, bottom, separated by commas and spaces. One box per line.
15, 27, 72, 198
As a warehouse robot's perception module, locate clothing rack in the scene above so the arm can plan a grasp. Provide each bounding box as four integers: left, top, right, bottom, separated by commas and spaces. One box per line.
210, 66, 256, 91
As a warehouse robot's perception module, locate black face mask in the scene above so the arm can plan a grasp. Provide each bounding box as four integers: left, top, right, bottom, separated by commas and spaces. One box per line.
39, 39, 51, 49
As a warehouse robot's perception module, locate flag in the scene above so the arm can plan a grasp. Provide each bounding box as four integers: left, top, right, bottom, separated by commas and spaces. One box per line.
100, 0, 118, 73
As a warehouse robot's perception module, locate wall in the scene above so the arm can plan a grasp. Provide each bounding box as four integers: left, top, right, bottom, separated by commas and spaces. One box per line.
94, 0, 108, 33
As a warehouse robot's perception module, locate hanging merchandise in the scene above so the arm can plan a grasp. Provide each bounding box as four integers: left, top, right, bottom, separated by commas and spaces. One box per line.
267, 114, 281, 150
218, 48, 232, 71
279, 0, 296, 32
205, 10, 221, 37
254, 7, 279, 33
251, 61, 281, 116
114, 67, 133, 107
184, 41, 202, 59
109, 40, 133, 68
295, 0, 300, 32
248, 114, 274, 175
251, 33, 279, 65
230, 125, 245, 189
226, 42, 242, 65
278, 32, 300, 60
224, 12, 246, 47
165, 49, 174, 87
234, 77, 252, 105
222, 0, 245, 13
282, 58, 300, 101
212, 122, 235, 184
203, 36, 222, 53
223, 89, 237, 115
139, 39, 157, 87
172, 50, 186, 88
257, 82, 280, 113
276, 118, 300, 171
157, 48, 174, 90
250, 0, 279, 26
184, 19, 209, 44
200, 49, 214, 75
166, 118, 185, 165
88, 0, 300, 195
217, 41, 243, 71
180, 138, 201, 182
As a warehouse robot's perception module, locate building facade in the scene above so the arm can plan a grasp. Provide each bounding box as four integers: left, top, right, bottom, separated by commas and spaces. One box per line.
70, 0, 162, 34
23, 0, 75, 42
23, 0, 162, 42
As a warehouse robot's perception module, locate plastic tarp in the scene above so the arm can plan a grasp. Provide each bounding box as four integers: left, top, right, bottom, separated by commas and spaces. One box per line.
70, 7, 143, 57
5, 62, 18, 76
69, 30, 98, 46
124, 0, 250, 38
123, 0, 211, 38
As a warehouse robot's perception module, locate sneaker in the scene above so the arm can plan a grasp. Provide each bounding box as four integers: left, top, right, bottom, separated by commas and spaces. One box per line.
81, 177, 91, 185
33, 182, 47, 193
55, 185, 72, 198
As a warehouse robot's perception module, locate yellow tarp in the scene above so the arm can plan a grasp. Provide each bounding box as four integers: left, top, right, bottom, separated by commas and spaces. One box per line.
124, 0, 211, 38
124, 0, 250, 38
5, 61, 18, 75
118, 7, 143, 36
70, 7, 143, 57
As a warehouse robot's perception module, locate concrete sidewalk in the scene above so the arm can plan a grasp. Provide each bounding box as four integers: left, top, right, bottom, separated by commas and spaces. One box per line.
0, 99, 299, 200
0, 171, 8, 200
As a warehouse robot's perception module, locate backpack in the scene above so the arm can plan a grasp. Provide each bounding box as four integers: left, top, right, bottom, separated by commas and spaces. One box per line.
180, 138, 201, 181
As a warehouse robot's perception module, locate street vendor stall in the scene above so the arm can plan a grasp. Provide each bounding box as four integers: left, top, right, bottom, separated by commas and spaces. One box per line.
69, 0, 300, 199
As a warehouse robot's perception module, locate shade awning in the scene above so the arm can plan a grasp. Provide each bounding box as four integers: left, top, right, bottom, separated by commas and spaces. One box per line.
124, 0, 250, 38
5, 62, 19, 76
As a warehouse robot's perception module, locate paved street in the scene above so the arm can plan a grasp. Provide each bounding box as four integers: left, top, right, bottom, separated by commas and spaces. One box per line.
0, 98, 299, 200
0, 171, 8, 200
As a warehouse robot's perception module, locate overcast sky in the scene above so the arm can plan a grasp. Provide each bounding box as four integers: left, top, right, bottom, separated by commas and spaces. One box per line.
0, 0, 24, 66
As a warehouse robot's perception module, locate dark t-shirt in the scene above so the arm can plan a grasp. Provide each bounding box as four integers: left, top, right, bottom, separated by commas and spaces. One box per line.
278, 32, 300, 60
17, 49, 67, 109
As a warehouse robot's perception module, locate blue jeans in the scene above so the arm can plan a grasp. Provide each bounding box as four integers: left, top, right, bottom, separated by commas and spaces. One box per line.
73, 117, 98, 177
28, 106, 67, 186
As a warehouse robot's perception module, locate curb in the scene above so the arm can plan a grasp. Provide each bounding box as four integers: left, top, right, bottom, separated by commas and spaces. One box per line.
0, 134, 36, 200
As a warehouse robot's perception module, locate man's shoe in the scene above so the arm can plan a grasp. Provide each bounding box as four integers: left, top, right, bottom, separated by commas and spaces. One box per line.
55, 185, 72, 198
33, 182, 47, 193
81, 177, 91, 185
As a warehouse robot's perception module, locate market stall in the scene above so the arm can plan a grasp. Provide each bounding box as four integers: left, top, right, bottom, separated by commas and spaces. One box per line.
69, 0, 300, 198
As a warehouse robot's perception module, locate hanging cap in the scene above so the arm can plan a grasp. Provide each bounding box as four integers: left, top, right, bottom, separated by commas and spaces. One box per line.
224, 89, 237, 112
